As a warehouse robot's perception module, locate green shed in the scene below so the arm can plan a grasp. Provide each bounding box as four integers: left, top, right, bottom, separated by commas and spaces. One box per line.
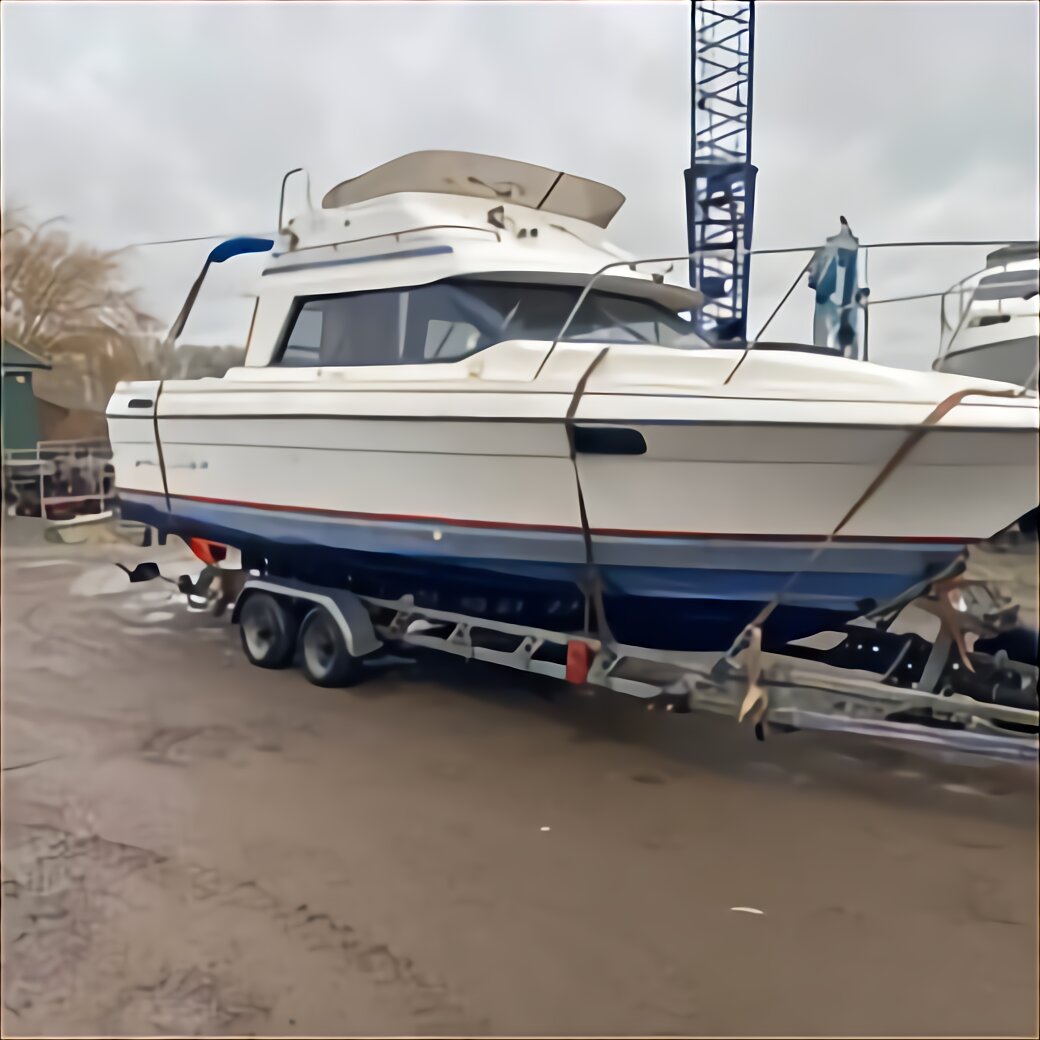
2, 340, 53, 452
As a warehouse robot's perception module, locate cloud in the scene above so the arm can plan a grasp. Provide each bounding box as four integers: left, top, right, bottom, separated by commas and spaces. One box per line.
2, 0, 1036, 360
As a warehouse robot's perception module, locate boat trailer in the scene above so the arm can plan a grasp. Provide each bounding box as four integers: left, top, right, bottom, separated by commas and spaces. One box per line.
191, 569, 1038, 766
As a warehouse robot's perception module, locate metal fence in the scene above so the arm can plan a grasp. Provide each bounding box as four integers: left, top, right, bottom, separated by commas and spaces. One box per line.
2, 438, 115, 521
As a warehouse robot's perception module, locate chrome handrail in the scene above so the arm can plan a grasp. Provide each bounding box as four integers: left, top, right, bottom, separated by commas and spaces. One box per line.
541, 238, 1040, 374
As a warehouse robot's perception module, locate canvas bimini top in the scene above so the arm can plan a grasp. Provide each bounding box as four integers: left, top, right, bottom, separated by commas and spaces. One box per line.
321, 150, 627, 229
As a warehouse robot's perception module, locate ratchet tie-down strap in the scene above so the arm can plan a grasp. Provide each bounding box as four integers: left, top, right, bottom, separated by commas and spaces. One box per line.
730, 385, 1029, 726
565, 346, 612, 641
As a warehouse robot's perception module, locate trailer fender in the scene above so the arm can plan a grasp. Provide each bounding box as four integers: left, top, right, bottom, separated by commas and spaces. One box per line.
234, 577, 382, 658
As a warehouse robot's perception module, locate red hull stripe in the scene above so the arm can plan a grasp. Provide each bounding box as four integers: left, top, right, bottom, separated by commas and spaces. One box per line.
117, 488, 974, 545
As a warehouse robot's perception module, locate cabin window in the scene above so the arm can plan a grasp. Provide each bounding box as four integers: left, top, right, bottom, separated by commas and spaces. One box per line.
274, 277, 706, 367
423, 319, 482, 360
279, 306, 323, 366
279, 293, 401, 367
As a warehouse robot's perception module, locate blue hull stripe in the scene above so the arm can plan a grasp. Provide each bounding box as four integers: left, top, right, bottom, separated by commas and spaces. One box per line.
120, 491, 961, 613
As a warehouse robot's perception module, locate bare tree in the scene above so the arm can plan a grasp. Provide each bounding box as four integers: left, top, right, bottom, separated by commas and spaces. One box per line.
1, 205, 162, 412
164, 342, 246, 379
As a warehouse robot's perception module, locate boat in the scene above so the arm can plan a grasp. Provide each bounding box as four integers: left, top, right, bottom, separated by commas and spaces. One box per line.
932, 242, 1039, 391
105, 150, 1040, 657
932, 241, 1039, 535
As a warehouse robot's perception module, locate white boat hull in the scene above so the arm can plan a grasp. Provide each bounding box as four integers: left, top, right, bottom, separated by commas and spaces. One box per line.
107, 343, 1039, 651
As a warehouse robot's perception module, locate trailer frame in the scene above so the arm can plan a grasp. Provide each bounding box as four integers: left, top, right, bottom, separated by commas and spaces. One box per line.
229, 574, 1039, 765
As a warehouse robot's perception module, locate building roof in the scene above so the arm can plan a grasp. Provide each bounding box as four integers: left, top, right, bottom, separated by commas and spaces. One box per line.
321, 150, 626, 229
2, 340, 52, 372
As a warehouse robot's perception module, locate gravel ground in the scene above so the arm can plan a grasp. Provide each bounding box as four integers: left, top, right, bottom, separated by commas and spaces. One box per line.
2, 517, 1037, 1037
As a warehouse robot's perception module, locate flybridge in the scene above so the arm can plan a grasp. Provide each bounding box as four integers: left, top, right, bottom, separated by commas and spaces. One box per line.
265, 151, 638, 274
320, 150, 627, 229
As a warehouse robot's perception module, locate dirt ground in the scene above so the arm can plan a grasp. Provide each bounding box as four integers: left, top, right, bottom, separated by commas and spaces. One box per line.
2, 519, 1038, 1037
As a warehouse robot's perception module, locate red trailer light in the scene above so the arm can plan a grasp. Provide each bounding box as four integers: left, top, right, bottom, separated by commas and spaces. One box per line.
565, 640, 592, 685
188, 537, 227, 566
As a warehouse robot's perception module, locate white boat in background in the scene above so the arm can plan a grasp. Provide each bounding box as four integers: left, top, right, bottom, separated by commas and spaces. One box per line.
933, 242, 1039, 390
106, 151, 1039, 657
931, 242, 1039, 536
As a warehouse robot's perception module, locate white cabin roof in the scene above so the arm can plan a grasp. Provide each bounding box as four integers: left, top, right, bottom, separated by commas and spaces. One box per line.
321, 150, 626, 229
245, 153, 698, 367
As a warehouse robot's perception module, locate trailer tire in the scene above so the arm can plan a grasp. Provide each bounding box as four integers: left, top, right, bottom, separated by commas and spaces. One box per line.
298, 606, 365, 687
239, 591, 299, 669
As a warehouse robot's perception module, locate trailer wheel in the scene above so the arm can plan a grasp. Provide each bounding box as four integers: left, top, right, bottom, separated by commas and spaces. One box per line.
239, 591, 299, 669
298, 606, 365, 687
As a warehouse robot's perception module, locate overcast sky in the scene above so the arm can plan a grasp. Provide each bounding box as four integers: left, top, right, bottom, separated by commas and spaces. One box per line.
2, 0, 1037, 364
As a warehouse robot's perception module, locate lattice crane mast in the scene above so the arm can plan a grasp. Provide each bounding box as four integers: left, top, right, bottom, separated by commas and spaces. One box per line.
685, 1, 758, 344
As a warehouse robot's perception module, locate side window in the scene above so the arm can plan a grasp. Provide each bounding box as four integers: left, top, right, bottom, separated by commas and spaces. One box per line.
279, 304, 323, 366
276, 291, 401, 367
401, 281, 498, 362
423, 318, 482, 360
275, 279, 562, 368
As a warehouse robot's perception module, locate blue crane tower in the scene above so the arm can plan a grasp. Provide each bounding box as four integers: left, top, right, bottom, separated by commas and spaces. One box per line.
685, 1, 758, 344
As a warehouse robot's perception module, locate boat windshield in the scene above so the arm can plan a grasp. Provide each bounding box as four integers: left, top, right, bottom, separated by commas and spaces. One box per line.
443, 279, 708, 351
277, 277, 708, 368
